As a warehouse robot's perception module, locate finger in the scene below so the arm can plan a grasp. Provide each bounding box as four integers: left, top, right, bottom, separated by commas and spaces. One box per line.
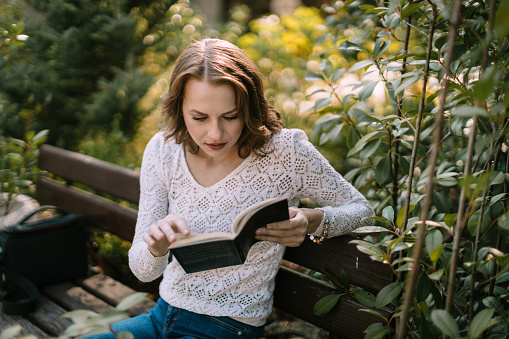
158, 221, 178, 243
149, 224, 167, 241
266, 219, 291, 230
143, 232, 169, 250
289, 207, 299, 218
255, 233, 301, 247
172, 216, 190, 236
143, 233, 157, 247
143, 233, 170, 257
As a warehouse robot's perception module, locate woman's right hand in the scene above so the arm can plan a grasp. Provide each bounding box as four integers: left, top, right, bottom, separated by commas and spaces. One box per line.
143, 214, 190, 257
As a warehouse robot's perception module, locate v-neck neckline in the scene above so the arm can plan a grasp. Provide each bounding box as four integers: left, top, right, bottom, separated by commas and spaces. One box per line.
179, 146, 253, 190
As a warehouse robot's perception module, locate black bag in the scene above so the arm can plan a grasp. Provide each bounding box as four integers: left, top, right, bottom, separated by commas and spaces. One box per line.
0, 206, 89, 315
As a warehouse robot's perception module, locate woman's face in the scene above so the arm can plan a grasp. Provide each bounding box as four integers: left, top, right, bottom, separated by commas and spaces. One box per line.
182, 77, 245, 160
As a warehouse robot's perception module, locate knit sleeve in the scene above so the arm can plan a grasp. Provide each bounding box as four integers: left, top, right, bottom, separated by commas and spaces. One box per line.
290, 129, 374, 237
128, 133, 172, 282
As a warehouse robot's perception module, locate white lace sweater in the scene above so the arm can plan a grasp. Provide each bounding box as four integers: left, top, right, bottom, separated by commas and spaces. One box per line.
128, 128, 373, 326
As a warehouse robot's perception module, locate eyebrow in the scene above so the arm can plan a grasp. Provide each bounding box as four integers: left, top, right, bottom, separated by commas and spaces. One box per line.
189, 108, 238, 116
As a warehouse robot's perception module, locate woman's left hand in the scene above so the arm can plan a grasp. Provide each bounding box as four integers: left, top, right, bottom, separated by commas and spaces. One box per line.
255, 207, 311, 247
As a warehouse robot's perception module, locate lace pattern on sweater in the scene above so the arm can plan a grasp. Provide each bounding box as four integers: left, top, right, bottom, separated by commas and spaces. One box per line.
128, 128, 373, 323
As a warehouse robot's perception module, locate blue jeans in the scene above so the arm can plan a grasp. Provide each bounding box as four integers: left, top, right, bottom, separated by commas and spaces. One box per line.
82, 298, 264, 339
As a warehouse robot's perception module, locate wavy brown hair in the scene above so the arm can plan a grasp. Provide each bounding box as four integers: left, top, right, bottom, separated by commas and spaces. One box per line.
160, 38, 284, 157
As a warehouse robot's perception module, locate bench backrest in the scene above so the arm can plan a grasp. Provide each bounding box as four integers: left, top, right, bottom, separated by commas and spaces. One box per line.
36, 144, 394, 339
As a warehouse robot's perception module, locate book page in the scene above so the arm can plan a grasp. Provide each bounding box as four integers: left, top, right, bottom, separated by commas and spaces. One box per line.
231, 197, 283, 234
169, 232, 235, 249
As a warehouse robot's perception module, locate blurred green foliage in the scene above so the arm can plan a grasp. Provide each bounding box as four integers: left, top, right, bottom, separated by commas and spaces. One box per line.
2, 1, 509, 338
0, 130, 48, 212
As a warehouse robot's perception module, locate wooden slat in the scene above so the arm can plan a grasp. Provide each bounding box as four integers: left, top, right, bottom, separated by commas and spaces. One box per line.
26, 295, 73, 337
0, 304, 49, 338
274, 266, 392, 339
36, 177, 137, 241
39, 144, 140, 204
284, 236, 393, 293
42, 282, 112, 313
76, 274, 156, 317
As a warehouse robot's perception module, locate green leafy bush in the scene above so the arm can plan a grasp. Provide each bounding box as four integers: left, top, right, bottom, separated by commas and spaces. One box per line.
307, 0, 509, 338
0, 130, 48, 214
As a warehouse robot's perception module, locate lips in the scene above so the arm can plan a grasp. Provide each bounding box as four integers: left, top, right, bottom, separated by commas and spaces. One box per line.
206, 143, 226, 151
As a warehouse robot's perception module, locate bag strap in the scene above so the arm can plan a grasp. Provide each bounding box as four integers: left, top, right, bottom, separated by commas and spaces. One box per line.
0, 267, 39, 315
17, 205, 69, 225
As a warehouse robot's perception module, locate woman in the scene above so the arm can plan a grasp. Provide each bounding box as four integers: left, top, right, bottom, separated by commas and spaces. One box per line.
91, 38, 373, 338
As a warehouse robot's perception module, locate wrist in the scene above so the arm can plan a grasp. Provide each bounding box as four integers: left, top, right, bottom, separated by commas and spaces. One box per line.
300, 208, 324, 234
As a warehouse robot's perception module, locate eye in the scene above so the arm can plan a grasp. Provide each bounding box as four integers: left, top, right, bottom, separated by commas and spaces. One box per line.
192, 116, 207, 121
223, 115, 239, 121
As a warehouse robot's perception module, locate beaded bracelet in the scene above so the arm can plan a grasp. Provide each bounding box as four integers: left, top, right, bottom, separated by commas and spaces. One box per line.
308, 218, 330, 245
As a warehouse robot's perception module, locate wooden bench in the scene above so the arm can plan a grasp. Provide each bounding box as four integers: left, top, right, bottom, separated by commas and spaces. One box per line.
1, 144, 394, 338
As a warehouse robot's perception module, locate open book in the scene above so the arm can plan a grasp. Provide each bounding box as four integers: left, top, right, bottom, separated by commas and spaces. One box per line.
169, 197, 289, 274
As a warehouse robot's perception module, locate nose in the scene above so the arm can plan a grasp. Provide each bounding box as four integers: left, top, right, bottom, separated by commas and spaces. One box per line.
208, 120, 223, 140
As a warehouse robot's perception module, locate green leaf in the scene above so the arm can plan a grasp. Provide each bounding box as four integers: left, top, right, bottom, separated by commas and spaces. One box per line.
332, 69, 345, 82
490, 171, 506, 186
313, 97, 332, 111
495, 0, 509, 39
338, 40, 367, 52
375, 156, 391, 185
382, 206, 395, 225
358, 81, 378, 101
350, 240, 386, 259
395, 75, 419, 95
364, 327, 389, 339
116, 292, 148, 311
314, 114, 342, 131
482, 296, 507, 321
431, 310, 460, 338
497, 213, 509, 233
313, 294, 343, 316
360, 138, 381, 161
351, 226, 390, 234
347, 131, 385, 157
396, 204, 415, 228
0, 325, 22, 339
472, 66, 500, 102
319, 123, 343, 145
402, 2, 423, 18
368, 216, 393, 226
496, 253, 509, 267
387, 0, 403, 15
375, 281, 403, 308
428, 269, 444, 281
359, 4, 375, 10
339, 270, 351, 291
305, 72, 324, 82
425, 229, 442, 255
95, 308, 130, 326
320, 59, 334, 78
31, 129, 49, 145
468, 308, 497, 339
117, 332, 135, 339
323, 269, 342, 288
496, 272, 509, 283
488, 193, 507, 208
348, 60, 373, 72
451, 105, 488, 117
384, 13, 400, 29
354, 290, 376, 308
358, 309, 388, 322
429, 245, 445, 263
444, 214, 457, 227
373, 38, 392, 59
416, 274, 431, 303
